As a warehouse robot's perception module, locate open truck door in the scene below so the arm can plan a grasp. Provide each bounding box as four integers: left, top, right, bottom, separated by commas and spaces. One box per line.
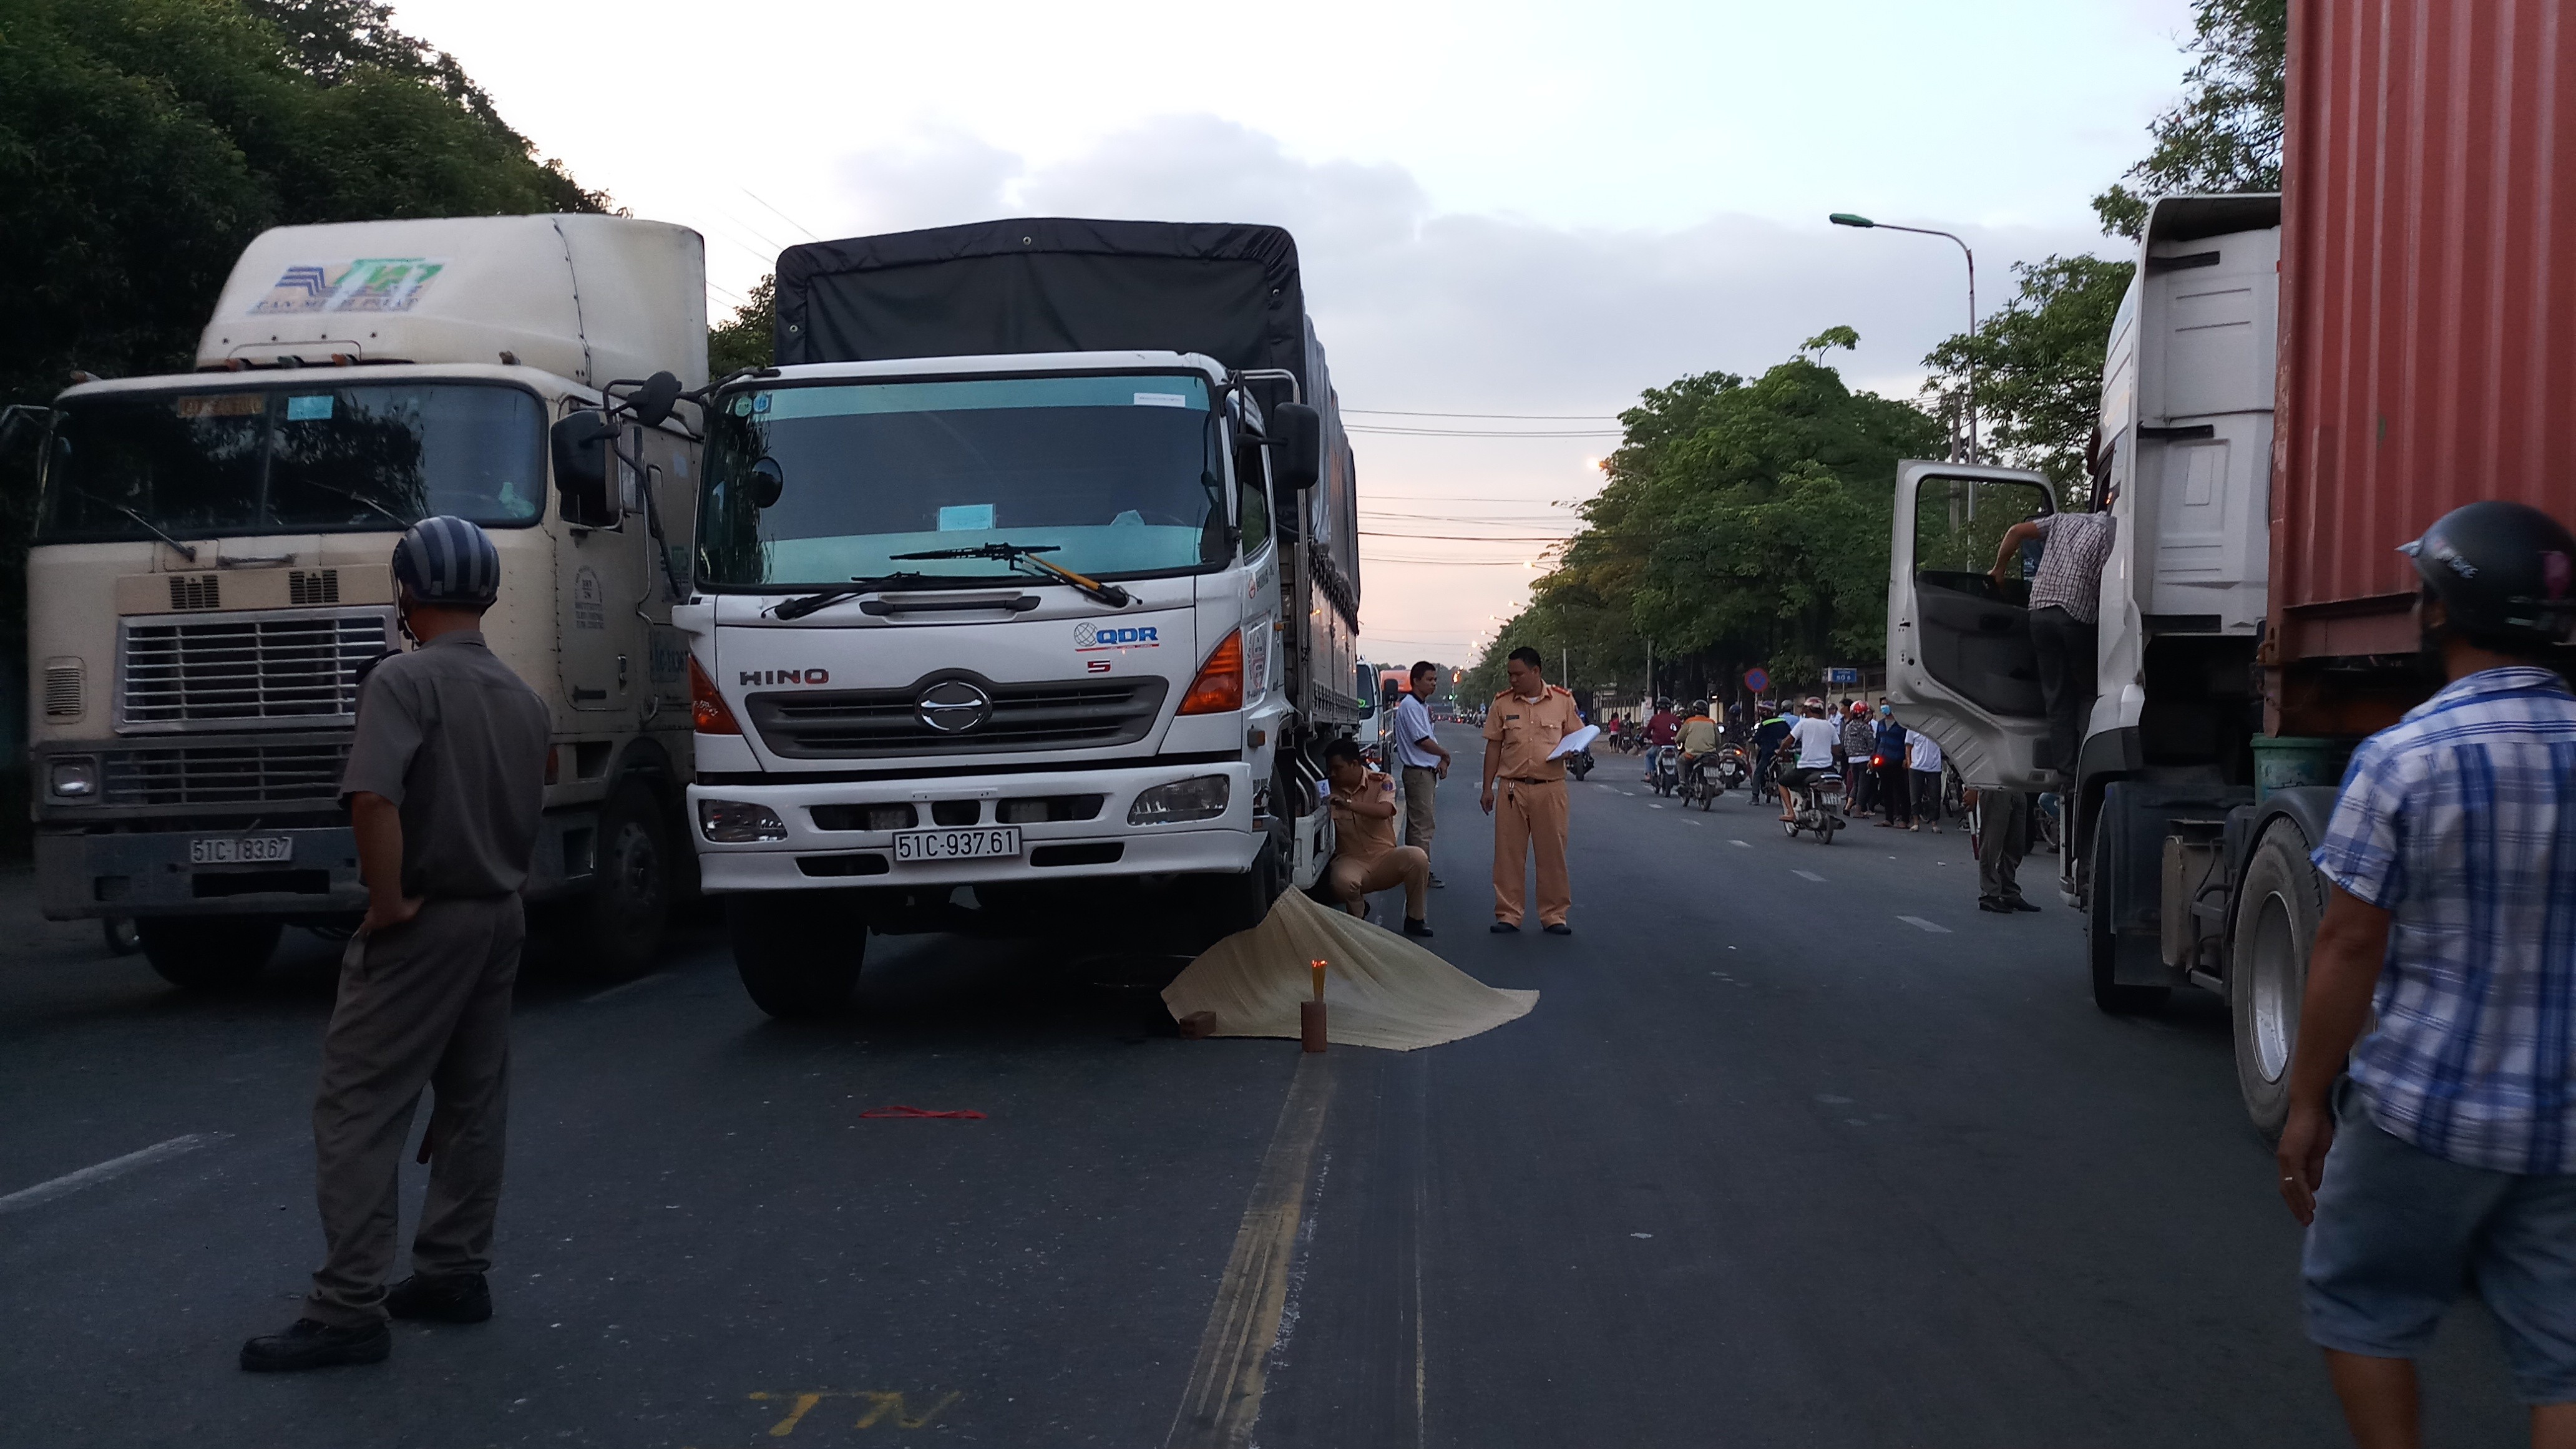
1886, 461, 2059, 791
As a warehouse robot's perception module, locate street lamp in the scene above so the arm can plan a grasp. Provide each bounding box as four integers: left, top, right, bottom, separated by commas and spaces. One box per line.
1830, 212, 1978, 464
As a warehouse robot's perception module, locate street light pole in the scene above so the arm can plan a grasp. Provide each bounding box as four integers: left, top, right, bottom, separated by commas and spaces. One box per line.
1829, 213, 1978, 464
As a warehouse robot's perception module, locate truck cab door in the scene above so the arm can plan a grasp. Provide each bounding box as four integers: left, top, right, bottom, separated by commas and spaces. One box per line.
1887, 461, 2057, 790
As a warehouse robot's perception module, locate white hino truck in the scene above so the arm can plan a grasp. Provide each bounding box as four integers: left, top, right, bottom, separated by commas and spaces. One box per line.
20, 215, 710, 986
675, 218, 1365, 1018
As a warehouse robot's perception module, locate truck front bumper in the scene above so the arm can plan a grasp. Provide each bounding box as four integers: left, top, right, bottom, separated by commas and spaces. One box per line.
35, 811, 609, 921
688, 760, 1263, 893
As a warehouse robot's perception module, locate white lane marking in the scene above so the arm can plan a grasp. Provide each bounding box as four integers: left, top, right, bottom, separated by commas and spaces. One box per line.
1730, 839, 1752, 849
1621, 791, 1639, 797
1897, 915, 1953, 934
1684, 819, 1705, 827
1646, 803, 1664, 810
582, 971, 670, 1005
0, 1132, 231, 1214
1792, 869, 1826, 882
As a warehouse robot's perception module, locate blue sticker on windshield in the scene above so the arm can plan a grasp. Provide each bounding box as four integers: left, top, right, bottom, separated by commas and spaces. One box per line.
285, 395, 334, 421
752, 394, 772, 414
937, 504, 995, 531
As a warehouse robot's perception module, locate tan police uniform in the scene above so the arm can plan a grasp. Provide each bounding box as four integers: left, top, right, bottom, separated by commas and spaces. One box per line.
304, 629, 549, 1328
1484, 684, 1581, 927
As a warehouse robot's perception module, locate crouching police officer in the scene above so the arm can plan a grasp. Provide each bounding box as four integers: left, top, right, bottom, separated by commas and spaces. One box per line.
242, 517, 550, 1372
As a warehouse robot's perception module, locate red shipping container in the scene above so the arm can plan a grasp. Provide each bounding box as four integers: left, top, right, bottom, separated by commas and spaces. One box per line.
2271, 0, 2576, 663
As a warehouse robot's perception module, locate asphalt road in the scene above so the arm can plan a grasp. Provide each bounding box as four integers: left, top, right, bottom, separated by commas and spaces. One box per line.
0, 724, 2523, 1447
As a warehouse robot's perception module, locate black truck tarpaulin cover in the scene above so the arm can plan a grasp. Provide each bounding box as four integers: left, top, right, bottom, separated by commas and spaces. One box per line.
771, 217, 1314, 397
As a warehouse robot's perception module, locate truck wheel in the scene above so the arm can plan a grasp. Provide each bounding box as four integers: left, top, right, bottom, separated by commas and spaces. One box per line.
101, 916, 142, 957
568, 781, 673, 982
136, 917, 281, 990
1197, 836, 1285, 949
731, 891, 865, 1019
2087, 814, 2170, 1015
2230, 822, 2322, 1141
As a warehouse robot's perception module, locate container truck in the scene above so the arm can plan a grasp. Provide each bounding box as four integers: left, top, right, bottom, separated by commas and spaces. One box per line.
675, 218, 1365, 1018
1886, 0, 2574, 1136
19, 215, 711, 986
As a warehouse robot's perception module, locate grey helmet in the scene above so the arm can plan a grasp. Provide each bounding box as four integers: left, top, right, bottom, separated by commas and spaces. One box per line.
392, 515, 501, 605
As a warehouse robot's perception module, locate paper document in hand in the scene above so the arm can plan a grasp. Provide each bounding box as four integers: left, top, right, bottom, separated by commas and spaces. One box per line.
1548, 725, 1600, 761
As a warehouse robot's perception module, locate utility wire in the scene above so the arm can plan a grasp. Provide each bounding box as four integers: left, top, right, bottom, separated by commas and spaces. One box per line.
1347, 425, 1621, 438
741, 188, 824, 243
1346, 409, 1618, 421
1360, 530, 1573, 542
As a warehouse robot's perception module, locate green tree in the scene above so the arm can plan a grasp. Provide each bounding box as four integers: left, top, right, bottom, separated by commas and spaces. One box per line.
1920, 253, 2135, 494
2092, 0, 2286, 237
0, 0, 607, 410
1470, 341, 1941, 702
708, 274, 776, 377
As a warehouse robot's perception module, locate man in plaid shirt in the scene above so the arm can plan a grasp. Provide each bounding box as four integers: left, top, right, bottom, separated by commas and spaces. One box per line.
2277, 502, 2576, 1445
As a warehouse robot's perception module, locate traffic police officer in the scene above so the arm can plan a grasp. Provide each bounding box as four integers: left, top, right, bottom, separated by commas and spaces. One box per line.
1480, 645, 1581, 934
243, 517, 551, 1372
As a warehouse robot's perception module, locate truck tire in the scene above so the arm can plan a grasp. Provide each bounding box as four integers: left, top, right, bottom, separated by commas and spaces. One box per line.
2087, 813, 2170, 1015
2230, 822, 2323, 1141
137, 916, 282, 990
731, 890, 865, 1019
1196, 834, 1285, 948
568, 781, 673, 982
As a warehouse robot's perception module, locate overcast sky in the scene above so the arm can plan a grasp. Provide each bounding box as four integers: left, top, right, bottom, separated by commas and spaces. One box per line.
393, 0, 2200, 668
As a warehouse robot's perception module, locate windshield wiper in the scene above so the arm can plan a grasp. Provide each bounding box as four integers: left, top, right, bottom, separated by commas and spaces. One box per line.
71, 487, 200, 562
292, 479, 411, 529
768, 572, 937, 620
889, 542, 1133, 608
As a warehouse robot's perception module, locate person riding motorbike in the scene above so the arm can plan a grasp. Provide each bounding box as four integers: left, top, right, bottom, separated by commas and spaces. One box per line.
1750, 701, 1794, 789
1778, 698, 1842, 822
1639, 698, 1680, 783
1676, 700, 1721, 796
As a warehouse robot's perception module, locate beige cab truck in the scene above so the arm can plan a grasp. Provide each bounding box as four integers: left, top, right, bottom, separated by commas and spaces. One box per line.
21, 215, 708, 987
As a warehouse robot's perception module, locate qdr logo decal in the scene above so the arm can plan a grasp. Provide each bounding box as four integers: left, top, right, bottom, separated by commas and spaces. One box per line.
1074, 622, 1160, 651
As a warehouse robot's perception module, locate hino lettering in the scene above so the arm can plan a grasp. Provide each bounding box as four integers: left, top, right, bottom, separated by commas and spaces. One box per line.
678, 217, 1370, 1021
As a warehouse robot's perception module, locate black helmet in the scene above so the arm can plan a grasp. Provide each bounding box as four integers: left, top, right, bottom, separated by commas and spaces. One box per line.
393, 515, 501, 606
2399, 500, 2576, 649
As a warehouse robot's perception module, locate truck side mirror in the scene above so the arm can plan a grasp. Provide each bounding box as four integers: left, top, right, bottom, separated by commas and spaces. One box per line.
551, 411, 615, 517
628, 371, 684, 428
749, 456, 785, 509
1269, 402, 1321, 490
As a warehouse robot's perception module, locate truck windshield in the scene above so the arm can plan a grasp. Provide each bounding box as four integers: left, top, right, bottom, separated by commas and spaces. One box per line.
697, 373, 1228, 588
38, 383, 544, 542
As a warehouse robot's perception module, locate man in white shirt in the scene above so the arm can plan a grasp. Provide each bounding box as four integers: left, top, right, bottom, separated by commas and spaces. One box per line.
1777, 699, 1842, 821
1390, 661, 1451, 888
1907, 729, 1945, 833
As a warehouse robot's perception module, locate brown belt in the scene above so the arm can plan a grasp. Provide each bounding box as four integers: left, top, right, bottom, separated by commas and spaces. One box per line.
1501, 775, 1561, 784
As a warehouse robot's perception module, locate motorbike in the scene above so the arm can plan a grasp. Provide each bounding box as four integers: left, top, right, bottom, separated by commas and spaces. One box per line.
1647, 744, 1680, 796
1567, 747, 1596, 781
1782, 766, 1846, 844
1712, 743, 1750, 795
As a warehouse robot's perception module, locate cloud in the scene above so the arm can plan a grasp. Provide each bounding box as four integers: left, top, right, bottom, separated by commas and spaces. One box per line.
834, 125, 1023, 236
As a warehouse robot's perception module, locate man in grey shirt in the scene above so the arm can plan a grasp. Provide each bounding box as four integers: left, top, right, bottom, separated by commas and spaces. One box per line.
1991, 485, 2118, 784
243, 517, 550, 1372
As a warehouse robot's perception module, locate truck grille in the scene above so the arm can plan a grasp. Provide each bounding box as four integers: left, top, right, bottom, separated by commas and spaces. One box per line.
748, 676, 1171, 759
100, 739, 351, 808
117, 608, 393, 732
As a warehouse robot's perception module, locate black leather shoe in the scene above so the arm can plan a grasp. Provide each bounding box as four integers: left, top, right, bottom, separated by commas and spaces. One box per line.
240, 1317, 391, 1372
386, 1271, 492, 1324
1543, 922, 1573, 935
1402, 917, 1435, 939
2008, 897, 2042, 913
1978, 897, 2013, 914
1490, 921, 1520, 934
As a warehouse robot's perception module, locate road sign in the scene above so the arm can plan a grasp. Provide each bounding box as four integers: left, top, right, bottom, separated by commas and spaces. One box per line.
1824, 668, 1861, 686
1743, 667, 1770, 693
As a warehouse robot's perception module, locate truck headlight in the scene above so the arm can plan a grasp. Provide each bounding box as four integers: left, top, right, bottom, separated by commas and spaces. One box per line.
698, 799, 786, 842
47, 756, 98, 801
1127, 774, 1229, 825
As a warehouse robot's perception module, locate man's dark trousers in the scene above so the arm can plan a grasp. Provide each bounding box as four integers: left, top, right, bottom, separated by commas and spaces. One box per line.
1977, 789, 2030, 904
1877, 761, 1911, 824
306, 894, 524, 1327
2029, 605, 2098, 780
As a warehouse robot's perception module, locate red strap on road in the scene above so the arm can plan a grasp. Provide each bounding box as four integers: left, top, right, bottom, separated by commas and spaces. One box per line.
858, 1105, 988, 1120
